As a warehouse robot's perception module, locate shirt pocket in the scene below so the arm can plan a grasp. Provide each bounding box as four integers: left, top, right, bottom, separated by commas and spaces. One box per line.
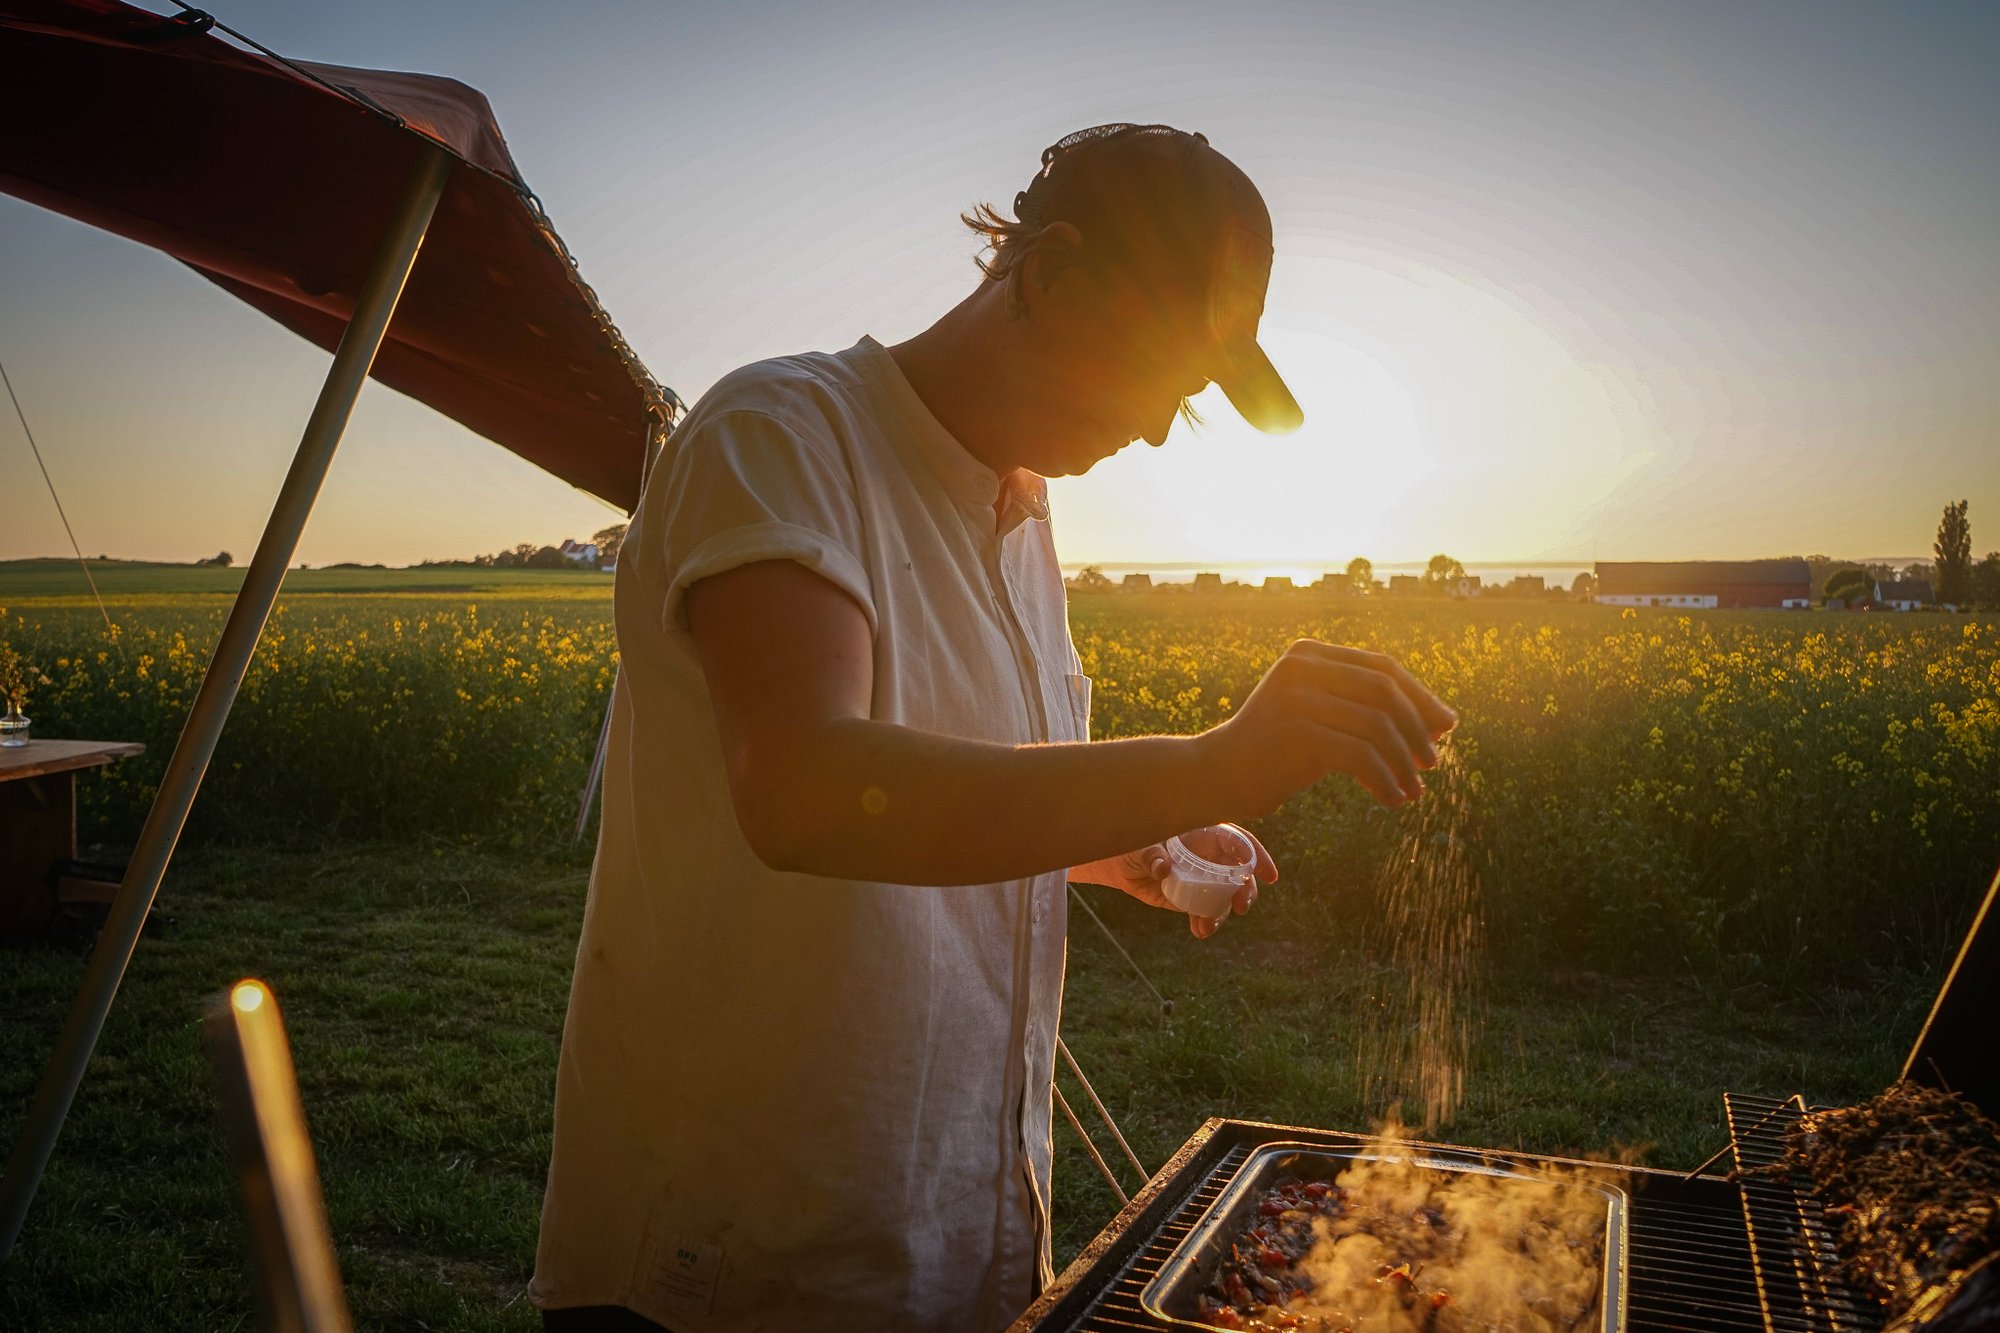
1063, 673, 1093, 743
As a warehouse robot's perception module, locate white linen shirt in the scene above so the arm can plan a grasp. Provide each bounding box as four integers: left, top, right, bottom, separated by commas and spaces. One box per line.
532, 336, 1087, 1331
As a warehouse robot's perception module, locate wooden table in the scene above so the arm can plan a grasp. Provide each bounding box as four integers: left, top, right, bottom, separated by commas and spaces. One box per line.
0, 739, 145, 935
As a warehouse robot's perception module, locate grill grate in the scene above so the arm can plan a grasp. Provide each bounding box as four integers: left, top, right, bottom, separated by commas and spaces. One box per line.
1068, 1143, 1252, 1330
1724, 1092, 1880, 1333
1018, 1120, 1811, 1332
1623, 1182, 1768, 1330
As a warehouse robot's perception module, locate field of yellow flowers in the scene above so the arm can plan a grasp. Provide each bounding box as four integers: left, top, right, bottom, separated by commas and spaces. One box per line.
4, 585, 1994, 975
3, 587, 618, 844
1073, 597, 1997, 975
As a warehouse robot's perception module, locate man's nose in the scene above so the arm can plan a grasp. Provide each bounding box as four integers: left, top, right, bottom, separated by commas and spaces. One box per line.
1140, 401, 1179, 449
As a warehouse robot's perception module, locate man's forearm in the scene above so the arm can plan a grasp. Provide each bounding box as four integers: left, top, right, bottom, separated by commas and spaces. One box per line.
734, 718, 1227, 886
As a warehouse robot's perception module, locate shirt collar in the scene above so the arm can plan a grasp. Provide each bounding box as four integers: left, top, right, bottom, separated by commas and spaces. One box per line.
857, 335, 1003, 509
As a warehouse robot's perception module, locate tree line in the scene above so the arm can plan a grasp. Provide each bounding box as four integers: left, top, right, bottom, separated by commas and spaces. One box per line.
1072, 554, 1589, 597
417, 524, 627, 571
1819, 500, 1997, 608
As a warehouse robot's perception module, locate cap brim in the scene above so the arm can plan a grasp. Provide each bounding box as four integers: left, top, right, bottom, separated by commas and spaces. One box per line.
1213, 336, 1303, 434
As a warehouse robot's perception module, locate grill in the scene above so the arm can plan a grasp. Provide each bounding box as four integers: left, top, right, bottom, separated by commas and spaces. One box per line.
1723, 1093, 1878, 1333
1011, 1117, 1785, 1332
1011, 871, 1999, 1333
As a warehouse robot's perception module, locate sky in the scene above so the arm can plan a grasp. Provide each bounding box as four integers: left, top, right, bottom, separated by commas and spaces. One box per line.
3, 0, 1996, 570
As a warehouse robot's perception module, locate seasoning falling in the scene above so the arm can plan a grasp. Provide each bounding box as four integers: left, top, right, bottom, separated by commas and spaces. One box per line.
1358, 744, 1485, 1131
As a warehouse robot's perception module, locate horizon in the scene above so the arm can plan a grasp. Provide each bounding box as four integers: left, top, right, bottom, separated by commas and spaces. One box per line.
4, 1, 1996, 568
0, 550, 1940, 575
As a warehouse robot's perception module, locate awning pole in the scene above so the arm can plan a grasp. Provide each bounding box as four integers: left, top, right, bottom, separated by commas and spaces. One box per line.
0, 145, 453, 1263
575, 680, 617, 841
575, 430, 664, 841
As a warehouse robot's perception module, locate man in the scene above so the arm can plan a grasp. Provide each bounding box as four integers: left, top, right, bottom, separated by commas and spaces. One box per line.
532, 124, 1455, 1332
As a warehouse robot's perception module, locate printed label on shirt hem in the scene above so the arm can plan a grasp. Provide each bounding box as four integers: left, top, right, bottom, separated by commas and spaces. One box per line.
644, 1232, 726, 1321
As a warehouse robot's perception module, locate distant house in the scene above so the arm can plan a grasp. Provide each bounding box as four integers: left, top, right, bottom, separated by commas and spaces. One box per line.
558, 539, 601, 567
1448, 574, 1482, 599
1593, 560, 1812, 609
1192, 572, 1223, 594
1262, 576, 1295, 593
1310, 574, 1355, 596
1387, 574, 1422, 596
1121, 573, 1153, 593
1506, 575, 1545, 597
1874, 579, 1933, 612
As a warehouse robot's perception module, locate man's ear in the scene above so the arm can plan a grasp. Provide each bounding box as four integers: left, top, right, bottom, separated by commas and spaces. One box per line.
1019, 221, 1086, 313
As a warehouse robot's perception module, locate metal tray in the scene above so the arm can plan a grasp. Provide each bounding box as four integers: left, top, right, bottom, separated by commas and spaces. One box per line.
1139, 1141, 1628, 1332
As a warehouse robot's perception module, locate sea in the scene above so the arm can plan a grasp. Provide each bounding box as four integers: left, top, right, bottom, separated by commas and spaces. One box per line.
1058, 560, 1597, 590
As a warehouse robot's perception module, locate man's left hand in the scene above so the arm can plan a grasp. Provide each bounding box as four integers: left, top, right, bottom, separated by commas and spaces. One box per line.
1071, 831, 1279, 939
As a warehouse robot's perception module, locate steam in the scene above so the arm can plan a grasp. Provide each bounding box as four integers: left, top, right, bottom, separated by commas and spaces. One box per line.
1241, 1118, 1612, 1331
1359, 744, 1483, 1131
1303, 1153, 1605, 1328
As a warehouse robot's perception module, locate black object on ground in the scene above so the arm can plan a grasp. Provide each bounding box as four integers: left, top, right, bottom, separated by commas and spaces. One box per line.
1783, 1081, 2000, 1330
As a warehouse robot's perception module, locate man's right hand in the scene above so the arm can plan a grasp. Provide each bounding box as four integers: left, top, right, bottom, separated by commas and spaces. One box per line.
1201, 641, 1458, 818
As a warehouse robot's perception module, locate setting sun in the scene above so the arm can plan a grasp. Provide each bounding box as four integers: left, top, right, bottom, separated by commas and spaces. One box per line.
1051, 254, 1657, 567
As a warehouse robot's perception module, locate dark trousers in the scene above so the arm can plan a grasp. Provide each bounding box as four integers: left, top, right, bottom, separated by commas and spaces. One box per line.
542, 1306, 675, 1332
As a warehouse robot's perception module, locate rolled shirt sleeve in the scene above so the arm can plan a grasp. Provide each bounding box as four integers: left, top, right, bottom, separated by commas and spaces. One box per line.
655, 408, 876, 636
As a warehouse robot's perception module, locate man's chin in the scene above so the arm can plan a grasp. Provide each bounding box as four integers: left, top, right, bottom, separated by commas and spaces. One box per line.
1062, 439, 1134, 476
1026, 432, 1133, 478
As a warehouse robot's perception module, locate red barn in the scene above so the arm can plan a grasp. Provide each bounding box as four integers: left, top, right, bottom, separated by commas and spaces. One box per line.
1593, 560, 1812, 609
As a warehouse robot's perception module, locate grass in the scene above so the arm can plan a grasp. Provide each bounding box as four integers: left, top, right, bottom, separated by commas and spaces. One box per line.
1, 840, 1938, 1330
0, 559, 617, 600
2, 843, 582, 1332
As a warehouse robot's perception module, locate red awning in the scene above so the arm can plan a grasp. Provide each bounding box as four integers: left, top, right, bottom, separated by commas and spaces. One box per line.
0, 0, 668, 512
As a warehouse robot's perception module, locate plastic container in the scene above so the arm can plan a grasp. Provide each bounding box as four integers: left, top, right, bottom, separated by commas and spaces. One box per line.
0, 702, 28, 748
1160, 823, 1256, 920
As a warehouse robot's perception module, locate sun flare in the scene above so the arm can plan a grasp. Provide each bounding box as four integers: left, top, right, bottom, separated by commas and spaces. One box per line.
1050, 255, 1658, 567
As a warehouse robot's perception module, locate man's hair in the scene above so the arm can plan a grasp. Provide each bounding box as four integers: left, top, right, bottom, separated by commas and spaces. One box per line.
960, 201, 1053, 319
959, 200, 1205, 426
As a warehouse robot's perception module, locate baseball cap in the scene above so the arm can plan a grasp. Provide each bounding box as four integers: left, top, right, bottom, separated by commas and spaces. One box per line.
1013, 123, 1303, 434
